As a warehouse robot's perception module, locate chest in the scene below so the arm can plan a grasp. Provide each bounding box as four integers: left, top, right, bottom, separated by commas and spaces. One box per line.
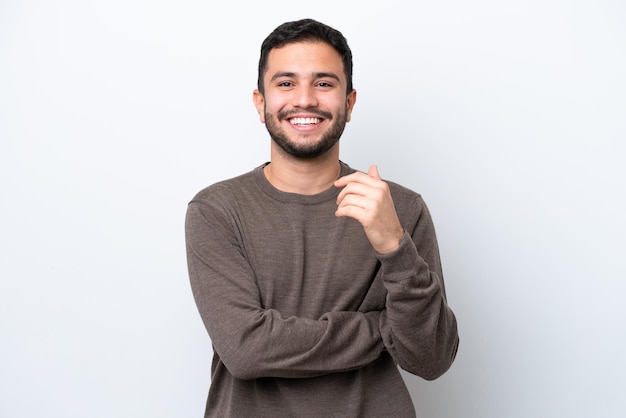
236, 200, 386, 318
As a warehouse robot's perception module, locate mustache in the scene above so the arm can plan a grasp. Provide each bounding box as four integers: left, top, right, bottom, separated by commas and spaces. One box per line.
277, 108, 333, 121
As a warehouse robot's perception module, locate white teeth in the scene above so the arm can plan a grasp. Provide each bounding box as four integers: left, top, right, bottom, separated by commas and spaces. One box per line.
290, 117, 321, 126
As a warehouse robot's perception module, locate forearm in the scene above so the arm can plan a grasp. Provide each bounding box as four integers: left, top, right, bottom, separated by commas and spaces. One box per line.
211, 305, 382, 380
378, 231, 459, 380
186, 203, 384, 380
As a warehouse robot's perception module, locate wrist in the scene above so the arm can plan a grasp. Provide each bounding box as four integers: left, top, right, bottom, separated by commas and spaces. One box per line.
375, 229, 404, 255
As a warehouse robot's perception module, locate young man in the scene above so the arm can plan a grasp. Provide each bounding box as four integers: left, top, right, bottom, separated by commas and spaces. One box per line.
185, 18, 459, 417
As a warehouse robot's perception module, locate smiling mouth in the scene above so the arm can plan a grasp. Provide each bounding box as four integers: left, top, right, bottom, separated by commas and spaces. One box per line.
289, 117, 322, 126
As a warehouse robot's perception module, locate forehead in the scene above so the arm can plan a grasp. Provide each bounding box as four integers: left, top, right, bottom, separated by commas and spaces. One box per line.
265, 41, 345, 79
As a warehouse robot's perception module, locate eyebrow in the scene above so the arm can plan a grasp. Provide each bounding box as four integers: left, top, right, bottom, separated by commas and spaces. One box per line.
270, 71, 341, 83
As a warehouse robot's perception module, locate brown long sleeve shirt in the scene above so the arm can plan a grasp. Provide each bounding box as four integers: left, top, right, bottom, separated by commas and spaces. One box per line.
185, 162, 459, 417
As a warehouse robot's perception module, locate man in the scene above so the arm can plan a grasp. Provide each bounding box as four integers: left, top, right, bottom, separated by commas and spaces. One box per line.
185, 18, 459, 417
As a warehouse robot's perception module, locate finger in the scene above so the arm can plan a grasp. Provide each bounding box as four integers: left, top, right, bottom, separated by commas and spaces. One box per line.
335, 198, 373, 221
336, 193, 372, 212
334, 172, 366, 188
335, 204, 365, 220
336, 182, 374, 204
367, 164, 381, 180
335, 170, 378, 188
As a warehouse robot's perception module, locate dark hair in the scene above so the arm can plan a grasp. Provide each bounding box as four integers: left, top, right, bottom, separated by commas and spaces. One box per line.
257, 19, 353, 95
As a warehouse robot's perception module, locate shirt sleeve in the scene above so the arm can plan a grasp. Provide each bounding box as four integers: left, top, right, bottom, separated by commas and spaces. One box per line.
377, 196, 459, 380
185, 199, 385, 380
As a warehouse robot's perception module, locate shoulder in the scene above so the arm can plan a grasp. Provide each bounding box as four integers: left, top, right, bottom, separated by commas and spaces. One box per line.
385, 178, 431, 225
386, 179, 424, 207
189, 165, 263, 206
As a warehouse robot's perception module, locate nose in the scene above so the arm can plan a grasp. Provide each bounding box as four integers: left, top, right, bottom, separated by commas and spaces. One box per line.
291, 85, 318, 109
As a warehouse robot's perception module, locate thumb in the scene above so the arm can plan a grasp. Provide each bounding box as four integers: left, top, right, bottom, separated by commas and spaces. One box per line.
368, 164, 381, 180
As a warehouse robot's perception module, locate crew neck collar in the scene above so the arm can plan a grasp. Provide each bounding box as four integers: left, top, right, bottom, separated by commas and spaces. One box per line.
253, 161, 354, 205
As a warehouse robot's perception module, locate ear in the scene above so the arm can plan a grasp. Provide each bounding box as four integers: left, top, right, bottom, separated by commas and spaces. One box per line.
252, 89, 266, 123
345, 89, 357, 122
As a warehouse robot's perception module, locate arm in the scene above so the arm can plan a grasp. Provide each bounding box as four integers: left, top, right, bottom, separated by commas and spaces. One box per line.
377, 205, 459, 380
335, 166, 459, 380
185, 199, 384, 380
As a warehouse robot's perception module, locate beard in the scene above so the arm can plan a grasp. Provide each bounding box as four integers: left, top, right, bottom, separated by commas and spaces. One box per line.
264, 105, 348, 159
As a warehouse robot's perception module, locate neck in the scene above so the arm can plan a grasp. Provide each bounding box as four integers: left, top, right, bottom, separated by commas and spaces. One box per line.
264, 144, 341, 195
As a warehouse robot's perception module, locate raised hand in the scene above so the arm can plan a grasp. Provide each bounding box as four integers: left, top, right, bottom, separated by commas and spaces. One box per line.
334, 165, 405, 254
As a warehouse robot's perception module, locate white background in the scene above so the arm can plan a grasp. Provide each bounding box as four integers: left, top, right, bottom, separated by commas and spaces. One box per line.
1, 1, 625, 417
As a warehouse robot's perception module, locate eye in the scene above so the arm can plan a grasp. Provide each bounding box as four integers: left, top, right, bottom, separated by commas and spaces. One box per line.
317, 81, 333, 88
277, 81, 294, 87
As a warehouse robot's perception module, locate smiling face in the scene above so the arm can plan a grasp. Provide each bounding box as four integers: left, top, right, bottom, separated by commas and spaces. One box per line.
253, 41, 356, 160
